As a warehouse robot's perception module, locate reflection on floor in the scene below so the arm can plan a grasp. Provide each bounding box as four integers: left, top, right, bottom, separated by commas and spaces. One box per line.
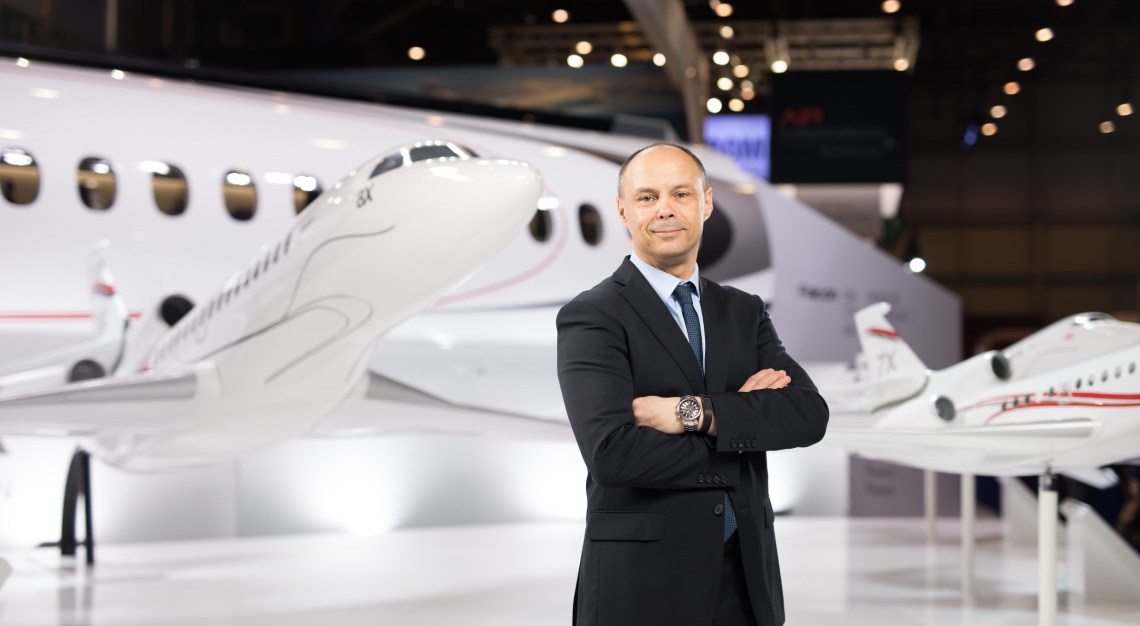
1, 518, 1139, 625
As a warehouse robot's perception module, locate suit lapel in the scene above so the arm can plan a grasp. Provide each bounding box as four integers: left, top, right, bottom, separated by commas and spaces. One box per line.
614, 258, 706, 393
701, 278, 729, 394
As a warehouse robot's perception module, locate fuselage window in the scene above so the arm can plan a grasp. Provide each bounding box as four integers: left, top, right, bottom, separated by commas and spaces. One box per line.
77, 157, 116, 210
292, 175, 321, 214
1102, 371, 1108, 382
1075, 378, 1082, 389
579, 203, 603, 245
1088, 375, 1095, 387
529, 209, 552, 242
223, 169, 257, 221
370, 154, 404, 178
0, 147, 40, 205
273, 243, 280, 263
1116, 366, 1122, 378
1131, 362, 1136, 374
147, 162, 189, 216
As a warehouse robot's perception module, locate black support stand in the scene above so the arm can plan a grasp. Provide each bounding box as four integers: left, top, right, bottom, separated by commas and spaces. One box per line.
41, 449, 95, 565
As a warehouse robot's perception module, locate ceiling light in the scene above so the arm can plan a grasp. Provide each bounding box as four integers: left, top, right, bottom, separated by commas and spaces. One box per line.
408, 46, 425, 61
610, 53, 628, 68
905, 257, 926, 273
685, 66, 697, 78
712, 50, 730, 66
1056, 0, 1073, 5
893, 58, 909, 72
653, 53, 667, 67
720, 25, 734, 39
575, 41, 592, 55
715, 3, 733, 17
552, 9, 569, 23
717, 77, 733, 91
707, 98, 723, 113
981, 123, 997, 136
1004, 81, 1021, 95
741, 88, 755, 100
1117, 102, 1133, 116
882, 0, 900, 14
1018, 58, 1035, 71
771, 59, 788, 73
1100, 120, 1115, 134
733, 64, 749, 78
991, 105, 1007, 118
567, 54, 584, 68
1036, 28, 1054, 42
729, 98, 744, 112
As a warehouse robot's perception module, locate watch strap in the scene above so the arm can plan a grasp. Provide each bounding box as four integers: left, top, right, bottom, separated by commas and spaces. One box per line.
699, 394, 715, 434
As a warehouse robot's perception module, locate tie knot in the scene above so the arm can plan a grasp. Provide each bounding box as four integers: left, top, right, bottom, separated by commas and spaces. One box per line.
673, 281, 694, 301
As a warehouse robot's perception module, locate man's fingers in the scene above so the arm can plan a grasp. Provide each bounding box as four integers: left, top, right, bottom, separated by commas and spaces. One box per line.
739, 369, 791, 392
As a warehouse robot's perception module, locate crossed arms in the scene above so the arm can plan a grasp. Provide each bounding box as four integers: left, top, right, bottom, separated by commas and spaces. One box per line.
556, 296, 829, 490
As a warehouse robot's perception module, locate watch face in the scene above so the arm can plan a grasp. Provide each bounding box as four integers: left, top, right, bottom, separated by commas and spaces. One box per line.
678, 397, 701, 421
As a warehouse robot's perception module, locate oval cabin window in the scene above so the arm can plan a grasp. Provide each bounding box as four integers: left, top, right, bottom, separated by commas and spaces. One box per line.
0, 147, 40, 205
145, 161, 189, 216
579, 203, 603, 246
529, 209, 552, 242
224, 169, 257, 221
77, 157, 116, 210
292, 174, 321, 214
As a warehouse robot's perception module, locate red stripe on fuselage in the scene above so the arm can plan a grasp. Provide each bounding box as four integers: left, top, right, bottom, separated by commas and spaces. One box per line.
0, 311, 143, 321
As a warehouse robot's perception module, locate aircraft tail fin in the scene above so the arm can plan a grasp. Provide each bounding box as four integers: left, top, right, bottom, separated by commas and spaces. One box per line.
854, 303, 928, 382
89, 242, 130, 347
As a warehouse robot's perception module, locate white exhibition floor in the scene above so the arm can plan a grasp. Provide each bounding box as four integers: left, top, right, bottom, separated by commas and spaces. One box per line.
1, 518, 1139, 625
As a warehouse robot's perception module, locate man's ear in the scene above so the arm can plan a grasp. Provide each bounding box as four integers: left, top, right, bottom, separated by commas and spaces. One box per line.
617, 196, 628, 227
702, 187, 714, 221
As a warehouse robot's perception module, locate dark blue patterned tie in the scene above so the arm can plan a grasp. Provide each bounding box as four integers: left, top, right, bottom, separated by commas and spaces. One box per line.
673, 282, 736, 541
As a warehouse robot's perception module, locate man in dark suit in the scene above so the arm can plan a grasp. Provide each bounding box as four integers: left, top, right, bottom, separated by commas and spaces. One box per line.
556, 143, 829, 626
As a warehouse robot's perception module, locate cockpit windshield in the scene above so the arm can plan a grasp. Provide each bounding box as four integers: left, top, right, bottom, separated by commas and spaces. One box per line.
369, 141, 478, 179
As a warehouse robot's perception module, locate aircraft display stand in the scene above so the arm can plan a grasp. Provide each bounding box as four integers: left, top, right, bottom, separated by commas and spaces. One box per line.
1039, 472, 1058, 626
39, 449, 95, 566
961, 472, 976, 603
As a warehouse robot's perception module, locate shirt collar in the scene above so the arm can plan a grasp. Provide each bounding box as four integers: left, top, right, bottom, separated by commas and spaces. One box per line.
629, 253, 701, 303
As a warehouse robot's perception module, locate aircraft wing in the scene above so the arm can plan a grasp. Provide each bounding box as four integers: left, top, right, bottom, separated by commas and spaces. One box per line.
824, 417, 1100, 456
308, 372, 572, 439
0, 362, 219, 436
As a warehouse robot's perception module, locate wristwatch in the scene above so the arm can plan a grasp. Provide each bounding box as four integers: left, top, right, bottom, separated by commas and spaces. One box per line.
676, 395, 702, 432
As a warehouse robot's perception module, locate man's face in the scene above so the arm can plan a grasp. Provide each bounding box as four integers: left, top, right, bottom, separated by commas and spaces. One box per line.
617, 146, 713, 270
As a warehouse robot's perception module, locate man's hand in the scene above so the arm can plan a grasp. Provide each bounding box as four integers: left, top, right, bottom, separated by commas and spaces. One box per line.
631, 369, 792, 435
739, 368, 791, 392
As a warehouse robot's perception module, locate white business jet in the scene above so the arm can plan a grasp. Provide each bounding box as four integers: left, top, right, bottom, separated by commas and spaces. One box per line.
824, 302, 1140, 480
0, 141, 543, 471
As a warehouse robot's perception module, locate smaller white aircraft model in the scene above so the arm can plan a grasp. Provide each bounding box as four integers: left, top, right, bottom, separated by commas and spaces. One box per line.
824, 303, 1140, 481
0, 141, 545, 472
823, 303, 1140, 626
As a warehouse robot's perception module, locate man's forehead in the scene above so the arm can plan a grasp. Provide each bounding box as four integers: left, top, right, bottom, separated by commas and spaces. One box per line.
627, 148, 700, 181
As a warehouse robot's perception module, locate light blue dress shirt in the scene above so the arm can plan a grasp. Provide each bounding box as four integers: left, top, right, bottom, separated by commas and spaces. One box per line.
628, 254, 706, 367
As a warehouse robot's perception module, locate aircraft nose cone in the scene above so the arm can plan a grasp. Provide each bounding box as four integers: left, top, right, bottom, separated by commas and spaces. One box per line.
460, 158, 544, 226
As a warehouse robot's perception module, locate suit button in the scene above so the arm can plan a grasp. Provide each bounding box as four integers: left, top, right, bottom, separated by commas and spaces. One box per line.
730, 440, 737, 449
721, 475, 727, 483
745, 440, 753, 449
713, 476, 720, 484
714, 503, 724, 516
752, 439, 758, 447
697, 475, 704, 483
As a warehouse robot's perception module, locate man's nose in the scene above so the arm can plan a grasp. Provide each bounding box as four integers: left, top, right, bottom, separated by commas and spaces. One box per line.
655, 201, 676, 218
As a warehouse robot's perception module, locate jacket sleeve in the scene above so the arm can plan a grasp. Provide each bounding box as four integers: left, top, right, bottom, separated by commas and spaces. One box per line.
707, 295, 829, 453
557, 299, 738, 489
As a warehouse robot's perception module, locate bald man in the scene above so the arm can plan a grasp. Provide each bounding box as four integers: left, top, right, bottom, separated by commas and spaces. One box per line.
557, 143, 829, 626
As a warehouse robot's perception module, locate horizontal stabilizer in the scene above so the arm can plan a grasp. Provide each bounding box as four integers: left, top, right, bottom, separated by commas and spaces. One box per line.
0, 362, 218, 436
309, 372, 571, 439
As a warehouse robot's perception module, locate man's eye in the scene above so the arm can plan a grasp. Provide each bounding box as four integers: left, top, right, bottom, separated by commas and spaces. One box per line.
639, 196, 653, 202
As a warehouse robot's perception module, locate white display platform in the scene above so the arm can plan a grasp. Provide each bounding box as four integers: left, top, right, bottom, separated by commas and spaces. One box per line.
1, 518, 1139, 625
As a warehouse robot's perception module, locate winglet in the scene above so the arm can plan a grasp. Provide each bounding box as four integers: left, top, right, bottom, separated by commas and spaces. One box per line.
854, 303, 927, 381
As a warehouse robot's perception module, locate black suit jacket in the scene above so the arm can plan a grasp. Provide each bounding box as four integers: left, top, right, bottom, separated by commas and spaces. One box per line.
556, 258, 829, 626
